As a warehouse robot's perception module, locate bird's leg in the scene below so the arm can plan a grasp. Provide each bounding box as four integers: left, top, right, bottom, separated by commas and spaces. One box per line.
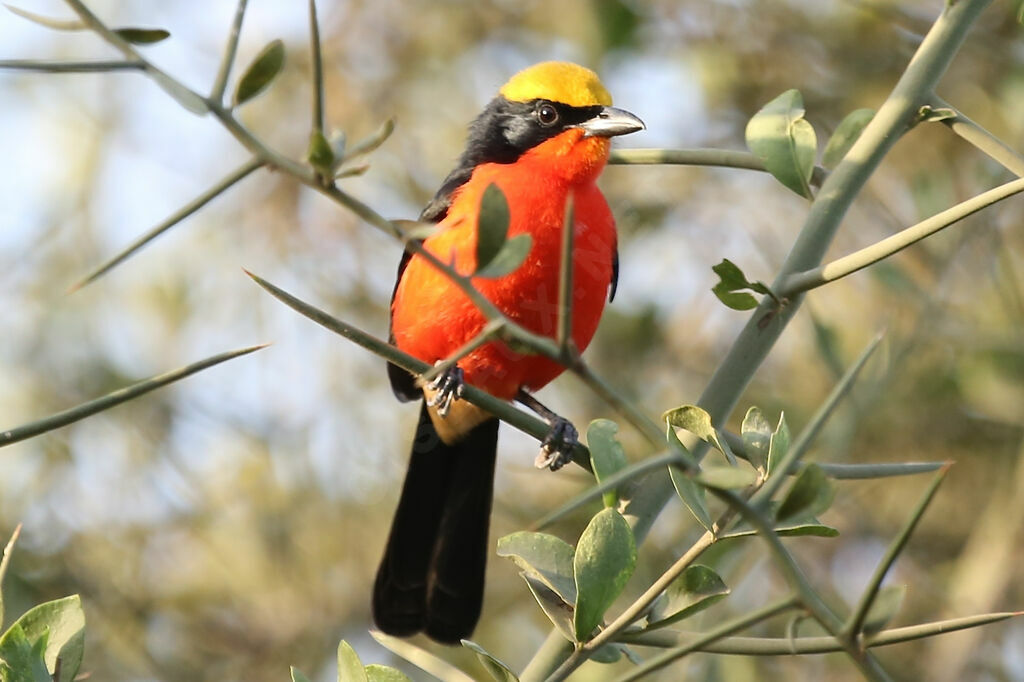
425, 361, 465, 418
516, 390, 578, 471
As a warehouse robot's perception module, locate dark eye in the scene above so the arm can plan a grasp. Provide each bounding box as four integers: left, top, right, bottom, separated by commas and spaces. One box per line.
537, 102, 559, 126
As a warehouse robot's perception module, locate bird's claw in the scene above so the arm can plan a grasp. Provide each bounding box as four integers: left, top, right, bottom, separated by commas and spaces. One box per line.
425, 362, 465, 418
534, 418, 578, 471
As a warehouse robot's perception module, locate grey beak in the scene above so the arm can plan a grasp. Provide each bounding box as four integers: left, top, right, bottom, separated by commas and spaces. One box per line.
579, 106, 646, 138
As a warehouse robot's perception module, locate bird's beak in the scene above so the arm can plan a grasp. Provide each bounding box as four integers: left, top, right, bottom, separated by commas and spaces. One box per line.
578, 106, 646, 138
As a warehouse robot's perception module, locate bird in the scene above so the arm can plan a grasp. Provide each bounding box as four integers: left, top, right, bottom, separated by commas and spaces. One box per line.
373, 61, 644, 644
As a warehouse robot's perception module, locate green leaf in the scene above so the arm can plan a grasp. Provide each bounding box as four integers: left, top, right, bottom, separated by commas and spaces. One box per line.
697, 465, 758, 490
0, 596, 84, 682
114, 27, 170, 44
307, 130, 335, 176
776, 463, 835, 522
741, 406, 771, 471
473, 234, 532, 279
0, 624, 50, 682
588, 419, 628, 508
822, 108, 874, 168
522, 574, 575, 640
462, 640, 518, 682
721, 522, 839, 539
746, 88, 817, 198
713, 289, 758, 311
647, 565, 730, 629
475, 184, 511, 272
291, 667, 313, 682
862, 585, 906, 635
589, 643, 623, 664
337, 640, 367, 682
669, 468, 713, 533
663, 405, 735, 463
496, 532, 576, 604
666, 424, 712, 532
711, 259, 776, 312
364, 665, 411, 682
573, 508, 636, 641
766, 412, 790, 476
233, 39, 285, 106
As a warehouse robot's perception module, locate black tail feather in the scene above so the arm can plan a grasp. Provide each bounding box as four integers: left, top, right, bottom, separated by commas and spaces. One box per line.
373, 401, 499, 643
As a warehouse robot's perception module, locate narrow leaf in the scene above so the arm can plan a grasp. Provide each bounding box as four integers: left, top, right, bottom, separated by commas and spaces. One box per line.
670, 468, 713, 533
766, 412, 790, 476
233, 39, 285, 106
862, 585, 906, 635
647, 565, 730, 629
496, 532, 576, 604
819, 461, 944, 479
0, 345, 266, 447
363, 665, 411, 682
741, 406, 771, 471
462, 640, 518, 682
697, 465, 757, 490
291, 667, 313, 682
776, 463, 835, 522
474, 234, 532, 279
71, 157, 263, 291
587, 419, 628, 508
721, 522, 839, 539
114, 27, 170, 44
337, 640, 367, 682
745, 89, 817, 198
667, 424, 712, 532
822, 108, 874, 168
149, 68, 210, 114
475, 184, 511, 272
342, 118, 396, 162
522, 574, 575, 641
4, 5, 83, 30
589, 643, 624, 663
573, 508, 637, 641
369, 633, 474, 682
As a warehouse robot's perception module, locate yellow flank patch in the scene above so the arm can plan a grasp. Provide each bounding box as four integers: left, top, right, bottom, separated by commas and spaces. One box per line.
499, 61, 612, 107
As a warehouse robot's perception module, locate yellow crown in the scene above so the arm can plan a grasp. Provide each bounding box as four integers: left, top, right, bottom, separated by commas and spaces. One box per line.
499, 62, 612, 108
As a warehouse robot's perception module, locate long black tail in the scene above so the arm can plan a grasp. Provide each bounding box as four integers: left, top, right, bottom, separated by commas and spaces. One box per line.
373, 401, 499, 643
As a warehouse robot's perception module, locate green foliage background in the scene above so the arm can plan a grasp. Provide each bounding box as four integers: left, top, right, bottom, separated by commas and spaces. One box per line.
1, 0, 1022, 680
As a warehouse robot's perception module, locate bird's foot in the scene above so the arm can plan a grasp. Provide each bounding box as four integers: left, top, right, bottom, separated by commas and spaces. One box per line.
534, 417, 578, 472
425, 362, 465, 418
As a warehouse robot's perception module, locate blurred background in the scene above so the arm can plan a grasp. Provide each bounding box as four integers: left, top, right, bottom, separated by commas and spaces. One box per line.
1, 0, 1023, 680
